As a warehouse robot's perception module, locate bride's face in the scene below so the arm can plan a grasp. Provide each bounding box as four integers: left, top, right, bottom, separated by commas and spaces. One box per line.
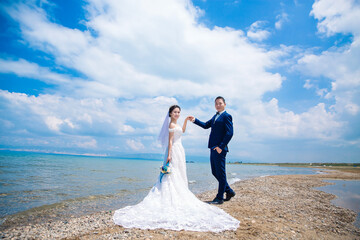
170, 108, 180, 120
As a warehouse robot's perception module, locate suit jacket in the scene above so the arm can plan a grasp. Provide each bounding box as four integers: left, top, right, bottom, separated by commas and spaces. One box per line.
194, 111, 233, 152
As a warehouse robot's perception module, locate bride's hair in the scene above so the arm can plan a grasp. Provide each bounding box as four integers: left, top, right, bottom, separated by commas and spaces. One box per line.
169, 105, 181, 117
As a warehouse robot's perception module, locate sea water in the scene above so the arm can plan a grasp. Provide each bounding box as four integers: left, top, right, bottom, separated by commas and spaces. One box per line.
316, 180, 360, 228
0, 151, 318, 227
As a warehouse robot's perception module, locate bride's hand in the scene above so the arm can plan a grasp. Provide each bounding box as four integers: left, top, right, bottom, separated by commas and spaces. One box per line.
166, 156, 171, 163
187, 116, 195, 122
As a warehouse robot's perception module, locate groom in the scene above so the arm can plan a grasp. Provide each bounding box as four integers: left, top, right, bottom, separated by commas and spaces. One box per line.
190, 96, 235, 204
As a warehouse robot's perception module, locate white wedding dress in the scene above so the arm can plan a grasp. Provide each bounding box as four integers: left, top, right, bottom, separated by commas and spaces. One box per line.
113, 125, 240, 232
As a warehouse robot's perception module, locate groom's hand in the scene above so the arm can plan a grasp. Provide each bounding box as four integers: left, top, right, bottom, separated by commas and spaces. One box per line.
214, 147, 222, 154
188, 116, 195, 122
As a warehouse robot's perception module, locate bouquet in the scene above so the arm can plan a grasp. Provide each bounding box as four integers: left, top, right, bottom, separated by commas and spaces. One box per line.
160, 164, 171, 174
159, 162, 171, 182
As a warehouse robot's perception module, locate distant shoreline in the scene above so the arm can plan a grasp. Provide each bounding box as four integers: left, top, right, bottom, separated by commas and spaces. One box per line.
230, 162, 360, 173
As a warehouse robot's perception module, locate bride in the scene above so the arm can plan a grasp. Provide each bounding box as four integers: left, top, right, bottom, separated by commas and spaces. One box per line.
113, 105, 240, 232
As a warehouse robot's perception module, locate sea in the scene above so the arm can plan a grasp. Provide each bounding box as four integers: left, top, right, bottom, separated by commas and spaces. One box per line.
0, 151, 358, 228
316, 180, 360, 228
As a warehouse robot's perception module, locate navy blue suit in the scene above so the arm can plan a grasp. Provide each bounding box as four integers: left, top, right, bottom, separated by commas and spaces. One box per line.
194, 111, 234, 200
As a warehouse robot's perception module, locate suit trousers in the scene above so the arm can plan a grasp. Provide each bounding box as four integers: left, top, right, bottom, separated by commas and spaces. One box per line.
210, 149, 233, 200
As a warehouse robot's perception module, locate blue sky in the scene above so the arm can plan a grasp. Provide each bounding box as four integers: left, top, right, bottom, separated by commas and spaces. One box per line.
0, 0, 359, 162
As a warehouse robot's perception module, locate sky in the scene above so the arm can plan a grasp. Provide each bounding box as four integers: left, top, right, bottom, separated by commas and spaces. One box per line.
0, 0, 359, 162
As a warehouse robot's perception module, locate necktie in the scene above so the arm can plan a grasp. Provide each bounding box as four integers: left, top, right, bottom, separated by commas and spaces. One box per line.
214, 112, 220, 123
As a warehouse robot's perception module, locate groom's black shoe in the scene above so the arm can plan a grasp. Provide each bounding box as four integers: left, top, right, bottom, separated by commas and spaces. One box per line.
224, 191, 236, 201
208, 197, 224, 205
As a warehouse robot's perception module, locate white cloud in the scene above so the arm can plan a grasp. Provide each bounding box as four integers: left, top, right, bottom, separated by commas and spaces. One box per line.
275, 12, 289, 30
0, 58, 70, 85
344, 102, 359, 115
76, 138, 97, 148
303, 79, 329, 98
316, 88, 328, 98
5, 3, 91, 57
45, 116, 65, 132
303, 79, 314, 89
297, 0, 360, 116
298, 103, 344, 139
126, 139, 145, 151
298, 47, 360, 90
247, 21, 271, 41
1, 90, 179, 136
240, 98, 343, 140
3, 0, 283, 102
0, 90, 178, 151
44, 116, 75, 132
0, 87, 346, 157
118, 125, 135, 135
311, 0, 360, 37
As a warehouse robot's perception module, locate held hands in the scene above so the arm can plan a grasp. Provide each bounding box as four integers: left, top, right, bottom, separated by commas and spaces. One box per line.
187, 116, 195, 122
213, 146, 222, 154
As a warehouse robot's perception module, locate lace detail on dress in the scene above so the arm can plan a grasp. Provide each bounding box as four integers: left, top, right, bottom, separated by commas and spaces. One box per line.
113, 125, 240, 232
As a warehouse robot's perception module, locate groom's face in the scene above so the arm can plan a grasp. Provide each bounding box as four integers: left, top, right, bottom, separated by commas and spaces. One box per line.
215, 99, 226, 112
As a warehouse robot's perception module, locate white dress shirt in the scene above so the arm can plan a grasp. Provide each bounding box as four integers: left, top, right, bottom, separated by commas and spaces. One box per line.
214, 110, 225, 122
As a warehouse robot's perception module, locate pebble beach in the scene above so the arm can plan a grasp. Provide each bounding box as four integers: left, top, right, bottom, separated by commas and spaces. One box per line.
1, 168, 359, 240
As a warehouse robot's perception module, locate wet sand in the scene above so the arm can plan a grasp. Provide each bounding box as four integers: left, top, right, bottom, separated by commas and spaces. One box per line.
1, 169, 359, 239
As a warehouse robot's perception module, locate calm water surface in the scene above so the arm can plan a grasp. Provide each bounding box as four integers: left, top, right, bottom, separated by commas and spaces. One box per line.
316, 180, 360, 228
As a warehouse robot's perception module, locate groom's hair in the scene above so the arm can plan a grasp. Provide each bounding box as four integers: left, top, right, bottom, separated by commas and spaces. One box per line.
215, 96, 225, 103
